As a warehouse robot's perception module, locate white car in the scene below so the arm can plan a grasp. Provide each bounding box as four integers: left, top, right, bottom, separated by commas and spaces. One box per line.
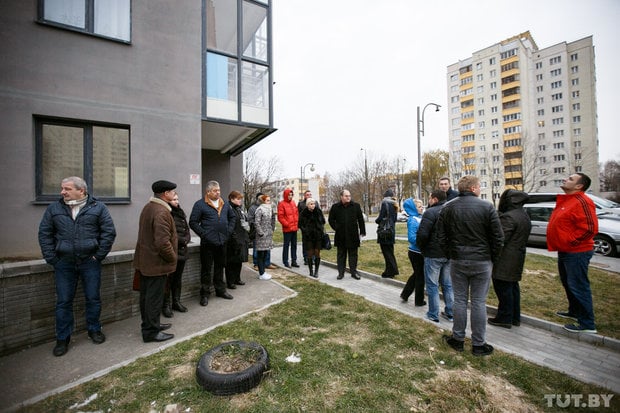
524, 202, 620, 257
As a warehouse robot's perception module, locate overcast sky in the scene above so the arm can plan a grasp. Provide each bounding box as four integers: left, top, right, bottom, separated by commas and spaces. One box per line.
252, 0, 620, 180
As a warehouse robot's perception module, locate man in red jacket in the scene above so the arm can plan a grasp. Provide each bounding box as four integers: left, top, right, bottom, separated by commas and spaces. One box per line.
278, 188, 299, 268
547, 173, 598, 334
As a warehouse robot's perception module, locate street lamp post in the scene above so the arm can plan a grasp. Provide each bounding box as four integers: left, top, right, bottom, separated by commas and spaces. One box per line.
417, 103, 441, 200
300, 163, 315, 200
360, 148, 370, 216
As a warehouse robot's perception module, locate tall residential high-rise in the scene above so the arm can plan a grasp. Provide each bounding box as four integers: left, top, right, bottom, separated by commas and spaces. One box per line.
446, 32, 598, 202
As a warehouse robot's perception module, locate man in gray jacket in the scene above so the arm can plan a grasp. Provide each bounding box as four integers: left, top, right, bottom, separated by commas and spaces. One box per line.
437, 176, 504, 356
38, 176, 116, 357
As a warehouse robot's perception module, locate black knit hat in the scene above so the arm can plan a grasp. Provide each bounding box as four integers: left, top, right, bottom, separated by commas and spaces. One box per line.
384, 189, 394, 197
152, 180, 177, 193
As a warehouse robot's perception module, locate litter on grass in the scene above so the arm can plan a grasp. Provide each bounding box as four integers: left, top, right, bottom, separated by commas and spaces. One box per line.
285, 353, 301, 363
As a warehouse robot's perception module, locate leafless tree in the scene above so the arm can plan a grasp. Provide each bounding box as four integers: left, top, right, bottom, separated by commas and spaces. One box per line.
242, 149, 281, 210
601, 160, 620, 193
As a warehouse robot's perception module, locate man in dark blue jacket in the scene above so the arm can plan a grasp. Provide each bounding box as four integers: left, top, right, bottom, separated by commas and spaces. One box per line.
437, 176, 504, 357
189, 180, 236, 306
38, 176, 116, 357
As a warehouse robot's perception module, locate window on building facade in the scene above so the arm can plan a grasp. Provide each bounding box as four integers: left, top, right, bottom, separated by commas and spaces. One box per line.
573, 103, 581, 110
553, 167, 566, 173
570, 53, 578, 61
550, 68, 561, 77
491, 106, 498, 113
537, 109, 545, 116
206, 0, 271, 126
552, 118, 563, 125
575, 153, 582, 160
535, 62, 543, 69
536, 74, 543, 81
571, 66, 579, 73
573, 115, 581, 123
553, 142, 565, 149
573, 128, 581, 136
551, 81, 562, 89
553, 154, 566, 161
550, 56, 562, 65
571, 78, 579, 86
490, 94, 497, 101
490, 81, 497, 89
450, 74, 458, 82
574, 140, 582, 147
476, 74, 483, 81
540, 180, 547, 187
491, 119, 498, 125
491, 130, 499, 138
572, 91, 580, 98
552, 105, 563, 113
551, 93, 563, 100
38, 0, 131, 42
489, 57, 496, 65
537, 97, 544, 104
536, 85, 543, 92
552, 130, 565, 137
575, 166, 582, 172
35, 117, 130, 201
489, 69, 497, 77
476, 62, 482, 70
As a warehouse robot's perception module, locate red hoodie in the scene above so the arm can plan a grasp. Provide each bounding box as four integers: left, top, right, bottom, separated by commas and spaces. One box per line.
547, 192, 598, 253
277, 188, 299, 232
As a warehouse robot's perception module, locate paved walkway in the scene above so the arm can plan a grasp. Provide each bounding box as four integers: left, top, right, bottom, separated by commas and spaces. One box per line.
1, 246, 619, 411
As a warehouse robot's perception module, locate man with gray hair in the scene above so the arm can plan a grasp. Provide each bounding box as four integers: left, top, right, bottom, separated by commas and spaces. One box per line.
437, 175, 504, 356
190, 180, 236, 306
39, 176, 116, 356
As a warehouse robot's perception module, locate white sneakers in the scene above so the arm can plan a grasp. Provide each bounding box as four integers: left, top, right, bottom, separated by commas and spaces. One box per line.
259, 273, 272, 280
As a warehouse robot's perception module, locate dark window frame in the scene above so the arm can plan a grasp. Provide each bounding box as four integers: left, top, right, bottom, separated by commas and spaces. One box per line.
34, 116, 131, 204
37, 0, 132, 44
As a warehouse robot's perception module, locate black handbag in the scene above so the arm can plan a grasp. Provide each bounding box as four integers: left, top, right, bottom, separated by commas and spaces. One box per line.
322, 233, 332, 250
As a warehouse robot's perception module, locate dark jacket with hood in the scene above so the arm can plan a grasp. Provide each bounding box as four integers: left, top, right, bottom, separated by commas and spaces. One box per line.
416, 199, 447, 258
492, 190, 531, 282
226, 201, 250, 263
437, 191, 504, 262
299, 206, 326, 248
375, 196, 399, 245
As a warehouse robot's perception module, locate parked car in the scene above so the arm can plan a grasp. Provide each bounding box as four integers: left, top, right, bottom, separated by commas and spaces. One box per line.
527, 192, 620, 216
523, 202, 620, 257
396, 212, 408, 222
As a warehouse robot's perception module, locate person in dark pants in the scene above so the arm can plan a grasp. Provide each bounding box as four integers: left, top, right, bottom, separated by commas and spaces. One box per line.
134, 180, 178, 343
298, 190, 321, 265
547, 173, 598, 334
162, 193, 192, 317
189, 180, 236, 306
38, 176, 116, 357
328, 189, 366, 280
278, 188, 300, 268
376, 189, 399, 279
437, 175, 504, 357
299, 197, 326, 277
400, 198, 426, 306
225, 190, 250, 288
489, 190, 531, 329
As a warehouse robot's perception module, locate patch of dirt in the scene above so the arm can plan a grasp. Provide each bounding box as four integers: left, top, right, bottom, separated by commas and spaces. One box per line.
210, 346, 261, 374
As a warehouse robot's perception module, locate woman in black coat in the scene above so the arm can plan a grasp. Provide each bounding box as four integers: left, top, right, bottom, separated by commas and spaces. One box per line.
163, 194, 192, 317
225, 191, 250, 289
488, 189, 532, 329
299, 198, 325, 278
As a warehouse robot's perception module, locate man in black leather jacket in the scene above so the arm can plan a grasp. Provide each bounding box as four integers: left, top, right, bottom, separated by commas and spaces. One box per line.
437, 176, 504, 356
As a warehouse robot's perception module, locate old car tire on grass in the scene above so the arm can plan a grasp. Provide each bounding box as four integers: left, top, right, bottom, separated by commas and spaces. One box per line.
196, 340, 270, 395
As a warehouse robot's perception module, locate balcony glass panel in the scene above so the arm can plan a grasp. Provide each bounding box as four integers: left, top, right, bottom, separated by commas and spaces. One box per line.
241, 61, 269, 124
206, 0, 237, 54
206, 52, 238, 121
242, 2, 268, 62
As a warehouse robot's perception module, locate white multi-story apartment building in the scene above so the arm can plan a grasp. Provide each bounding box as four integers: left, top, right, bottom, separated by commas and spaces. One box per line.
446, 32, 598, 202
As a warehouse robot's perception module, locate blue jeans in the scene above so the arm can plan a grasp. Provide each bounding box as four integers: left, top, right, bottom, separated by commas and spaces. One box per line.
54, 257, 102, 340
425, 257, 453, 320
282, 231, 298, 265
558, 251, 595, 329
252, 240, 271, 266
450, 259, 492, 346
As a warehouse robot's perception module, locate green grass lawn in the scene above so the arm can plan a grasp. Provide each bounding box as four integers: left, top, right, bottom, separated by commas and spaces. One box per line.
320, 240, 620, 340
24, 270, 618, 412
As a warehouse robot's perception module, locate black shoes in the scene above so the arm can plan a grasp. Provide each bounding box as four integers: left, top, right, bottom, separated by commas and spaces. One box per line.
351, 273, 361, 280
216, 292, 234, 300
227, 284, 237, 289
441, 312, 454, 322
400, 294, 408, 302
488, 318, 512, 329
200, 296, 209, 306
235, 280, 246, 286
172, 302, 188, 312
159, 323, 172, 331
414, 301, 427, 307
442, 335, 464, 352
556, 311, 578, 321
337, 274, 344, 280
291, 262, 300, 268
143, 332, 174, 343
53, 337, 70, 357
162, 306, 173, 318
88, 330, 106, 344
472, 343, 494, 356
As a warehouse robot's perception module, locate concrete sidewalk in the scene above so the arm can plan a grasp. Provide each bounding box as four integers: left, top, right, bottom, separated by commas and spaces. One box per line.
1, 246, 619, 411
0, 267, 296, 412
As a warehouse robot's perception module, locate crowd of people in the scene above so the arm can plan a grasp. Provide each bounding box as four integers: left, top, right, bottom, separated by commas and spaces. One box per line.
38, 172, 599, 358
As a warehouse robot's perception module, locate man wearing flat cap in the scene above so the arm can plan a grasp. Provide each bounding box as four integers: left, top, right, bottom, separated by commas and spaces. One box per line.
134, 180, 178, 342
